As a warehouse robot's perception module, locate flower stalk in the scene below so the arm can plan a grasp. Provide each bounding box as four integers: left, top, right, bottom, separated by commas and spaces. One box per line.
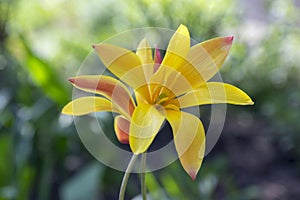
141, 153, 147, 200
119, 154, 138, 200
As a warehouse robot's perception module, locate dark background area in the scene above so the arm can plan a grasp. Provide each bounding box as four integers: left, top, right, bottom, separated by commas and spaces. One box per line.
0, 0, 300, 199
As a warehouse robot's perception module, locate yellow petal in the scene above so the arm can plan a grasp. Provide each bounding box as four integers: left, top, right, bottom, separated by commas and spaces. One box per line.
69, 75, 135, 119
187, 36, 234, 82
129, 104, 165, 154
62, 96, 113, 116
134, 38, 154, 102
160, 24, 190, 70
166, 110, 205, 180
114, 115, 130, 144
134, 85, 151, 105
150, 65, 193, 97
177, 82, 254, 108
93, 43, 147, 90
136, 38, 153, 65
136, 38, 154, 80
150, 25, 193, 96
174, 59, 205, 89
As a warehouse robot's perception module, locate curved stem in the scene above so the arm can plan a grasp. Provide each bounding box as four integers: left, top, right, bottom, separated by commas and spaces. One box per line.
141, 153, 147, 200
118, 154, 138, 200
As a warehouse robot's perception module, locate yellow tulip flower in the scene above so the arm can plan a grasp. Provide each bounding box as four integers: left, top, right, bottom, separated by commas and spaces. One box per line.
62, 24, 254, 180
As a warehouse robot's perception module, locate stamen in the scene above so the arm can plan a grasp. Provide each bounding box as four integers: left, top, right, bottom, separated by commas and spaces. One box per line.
156, 96, 169, 105
164, 104, 180, 111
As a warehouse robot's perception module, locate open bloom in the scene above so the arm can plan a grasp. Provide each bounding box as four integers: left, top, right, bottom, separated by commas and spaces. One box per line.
62, 25, 253, 180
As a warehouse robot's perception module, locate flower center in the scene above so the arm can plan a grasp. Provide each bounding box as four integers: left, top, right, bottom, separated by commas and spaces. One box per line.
150, 85, 180, 112
154, 93, 169, 105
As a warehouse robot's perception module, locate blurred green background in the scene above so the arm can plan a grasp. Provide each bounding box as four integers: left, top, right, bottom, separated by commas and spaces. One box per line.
1, 0, 300, 199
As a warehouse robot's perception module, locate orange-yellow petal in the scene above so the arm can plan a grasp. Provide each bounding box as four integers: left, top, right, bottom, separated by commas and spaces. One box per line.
69, 75, 135, 119
166, 110, 205, 180
62, 96, 113, 116
114, 115, 130, 144
187, 36, 233, 82
129, 104, 165, 154
177, 82, 254, 108
93, 43, 147, 90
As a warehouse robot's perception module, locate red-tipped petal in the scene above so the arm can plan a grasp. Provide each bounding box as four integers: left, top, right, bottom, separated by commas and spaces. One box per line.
189, 170, 197, 181
225, 36, 234, 44
69, 78, 75, 84
165, 110, 205, 180
186, 36, 234, 82
114, 115, 130, 144
69, 75, 135, 119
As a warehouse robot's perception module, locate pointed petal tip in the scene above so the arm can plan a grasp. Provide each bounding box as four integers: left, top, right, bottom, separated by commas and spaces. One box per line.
225, 36, 234, 45
92, 44, 102, 50
177, 24, 189, 34
140, 37, 147, 43
188, 170, 197, 181
68, 77, 75, 84
61, 107, 67, 115
247, 97, 254, 105
178, 24, 186, 28
119, 138, 129, 144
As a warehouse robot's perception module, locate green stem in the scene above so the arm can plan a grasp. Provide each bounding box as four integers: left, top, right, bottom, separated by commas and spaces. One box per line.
118, 154, 138, 200
141, 153, 147, 200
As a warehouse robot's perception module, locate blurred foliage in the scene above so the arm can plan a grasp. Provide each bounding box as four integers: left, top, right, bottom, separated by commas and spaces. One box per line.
1, 0, 300, 199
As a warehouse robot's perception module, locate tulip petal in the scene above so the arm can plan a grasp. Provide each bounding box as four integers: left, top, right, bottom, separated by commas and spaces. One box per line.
136, 38, 153, 65
173, 59, 205, 90
153, 47, 162, 73
177, 82, 254, 108
114, 115, 130, 144
134, 85, 152, 105
136, 38, 154, 80
160, 24, 190, 70
69, 75, 135, 119
62, 96, 113, 116
93, 43, 147, 90
187, 36, 233, 82
129, 104, 165, 154
150, 65, 193, 97
166, 110, 205, 180
150, 25, 193, 96
135, 39, 153, 103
